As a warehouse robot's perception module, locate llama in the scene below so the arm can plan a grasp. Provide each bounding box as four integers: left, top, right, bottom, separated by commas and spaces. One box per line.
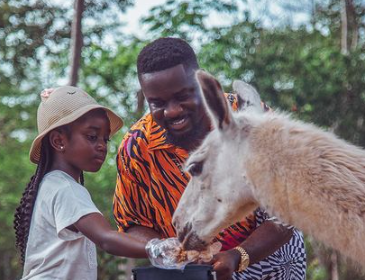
172, 70, 365, 267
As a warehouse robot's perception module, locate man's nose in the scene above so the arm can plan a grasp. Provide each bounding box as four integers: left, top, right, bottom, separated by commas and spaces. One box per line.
164, 101, 183, 119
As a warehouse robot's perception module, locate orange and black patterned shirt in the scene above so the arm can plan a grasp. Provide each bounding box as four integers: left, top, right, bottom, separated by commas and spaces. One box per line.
113, 93, 256, 250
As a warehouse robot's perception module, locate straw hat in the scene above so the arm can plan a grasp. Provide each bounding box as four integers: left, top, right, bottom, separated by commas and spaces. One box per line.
29, 86, 123, 164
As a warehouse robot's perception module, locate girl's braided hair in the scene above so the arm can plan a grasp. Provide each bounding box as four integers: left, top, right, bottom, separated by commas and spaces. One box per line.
14, 138, 52, 264
14, 128, 84, 264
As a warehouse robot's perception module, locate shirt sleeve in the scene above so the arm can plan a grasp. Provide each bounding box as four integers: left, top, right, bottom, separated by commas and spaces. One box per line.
254, 208, 294, 229
113, 132, 155, 232
52, 177, 101, 240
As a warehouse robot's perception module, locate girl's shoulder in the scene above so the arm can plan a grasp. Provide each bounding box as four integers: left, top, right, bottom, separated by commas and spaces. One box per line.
39, 170, 95, 211
42, 170, 75, 186
40, 170, 83, 197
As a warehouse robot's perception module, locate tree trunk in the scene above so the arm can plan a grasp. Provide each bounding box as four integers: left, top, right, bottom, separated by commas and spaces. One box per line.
341, 0, 348, 54
330, 252, 339, 280
346, 0, 358, 50
68, 0, 84, 86
311, 241, 339, 280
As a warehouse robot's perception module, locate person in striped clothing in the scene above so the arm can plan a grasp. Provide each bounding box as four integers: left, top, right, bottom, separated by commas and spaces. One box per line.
113, 37, 306, 280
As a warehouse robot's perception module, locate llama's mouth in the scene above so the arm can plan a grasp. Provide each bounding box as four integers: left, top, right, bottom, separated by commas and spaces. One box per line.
181, 231, 208, 251
177, 223, 208, 251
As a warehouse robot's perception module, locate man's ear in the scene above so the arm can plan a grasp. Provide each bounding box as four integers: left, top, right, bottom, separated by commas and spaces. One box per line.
49, 129, 67, 152
196, 70, 235, 130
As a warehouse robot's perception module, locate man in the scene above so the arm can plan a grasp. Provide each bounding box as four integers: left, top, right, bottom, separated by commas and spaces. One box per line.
113, 37, 306, 280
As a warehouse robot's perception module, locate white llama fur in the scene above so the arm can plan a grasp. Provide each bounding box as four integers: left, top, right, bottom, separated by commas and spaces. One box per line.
173, 70, 365, 267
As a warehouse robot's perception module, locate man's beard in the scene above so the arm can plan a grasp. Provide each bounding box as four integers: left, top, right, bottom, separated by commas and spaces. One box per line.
166, 122, 207, 150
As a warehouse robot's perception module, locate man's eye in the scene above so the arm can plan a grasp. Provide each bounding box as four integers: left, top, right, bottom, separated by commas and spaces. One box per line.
151, 100, 165, 107
176, 93, 189, 101
188, 162, 203, 176
87, 135, 98, 141
104, 137, 110, 143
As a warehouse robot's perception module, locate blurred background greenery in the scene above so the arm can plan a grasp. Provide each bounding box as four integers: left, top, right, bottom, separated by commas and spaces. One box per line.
1, 0, 365, 279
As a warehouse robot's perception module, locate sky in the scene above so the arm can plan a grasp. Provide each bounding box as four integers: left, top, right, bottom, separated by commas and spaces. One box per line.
44, 0, 311, 87
121, 0, 167, 36
54, 0, 311, 40
120, 0, 310, 36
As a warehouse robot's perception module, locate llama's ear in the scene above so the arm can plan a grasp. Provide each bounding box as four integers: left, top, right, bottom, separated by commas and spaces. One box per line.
196, 70, 234, 130
233, 80, 264, 113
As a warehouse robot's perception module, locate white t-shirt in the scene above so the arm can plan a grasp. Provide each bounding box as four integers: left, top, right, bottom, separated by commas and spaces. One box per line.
21, 170, 101, 280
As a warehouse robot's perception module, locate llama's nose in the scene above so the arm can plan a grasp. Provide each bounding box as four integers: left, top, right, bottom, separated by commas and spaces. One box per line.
177, 222, 192, 243
172, 216, 179, 230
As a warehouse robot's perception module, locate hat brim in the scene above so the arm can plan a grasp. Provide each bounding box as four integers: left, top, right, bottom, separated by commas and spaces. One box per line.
29, 104, 123, 164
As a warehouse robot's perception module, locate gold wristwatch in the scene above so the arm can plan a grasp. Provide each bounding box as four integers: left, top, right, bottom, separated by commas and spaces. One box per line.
233, 246, 250, 272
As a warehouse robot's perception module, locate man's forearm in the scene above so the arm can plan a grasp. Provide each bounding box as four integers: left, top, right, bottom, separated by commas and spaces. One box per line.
238, 221, 293, 265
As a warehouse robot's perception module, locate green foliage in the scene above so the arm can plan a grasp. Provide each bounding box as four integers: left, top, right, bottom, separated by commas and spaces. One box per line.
81, 38, 147, 127
199, 21, 365, 146
0, 138, 35, 279
0, 1, 137, 279
141, 0, 241, 41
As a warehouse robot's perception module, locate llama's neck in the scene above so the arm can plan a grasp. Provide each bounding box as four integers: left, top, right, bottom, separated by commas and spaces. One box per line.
245, 114, 365, 266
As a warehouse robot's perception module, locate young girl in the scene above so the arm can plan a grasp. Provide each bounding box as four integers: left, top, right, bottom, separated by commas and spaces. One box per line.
14, 86, 147, 280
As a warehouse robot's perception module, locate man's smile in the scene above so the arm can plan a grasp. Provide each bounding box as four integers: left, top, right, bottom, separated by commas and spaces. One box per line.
167, 116, 191, 132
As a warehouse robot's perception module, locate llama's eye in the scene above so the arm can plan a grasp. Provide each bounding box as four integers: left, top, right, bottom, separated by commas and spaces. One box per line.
188, 162, 203, 176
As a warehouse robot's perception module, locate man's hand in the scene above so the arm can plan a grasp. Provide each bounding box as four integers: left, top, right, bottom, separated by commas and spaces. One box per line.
207, 221, 293, 280
208, 250, 241, 280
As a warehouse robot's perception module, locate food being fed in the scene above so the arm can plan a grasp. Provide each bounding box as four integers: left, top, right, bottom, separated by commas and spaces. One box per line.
146, 237, 222, 269
175, 242, 222, 263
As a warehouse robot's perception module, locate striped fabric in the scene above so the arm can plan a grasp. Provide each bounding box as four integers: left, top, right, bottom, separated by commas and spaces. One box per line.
234, 210, 306, 280
113, 93, 306, 279
113, 93, 256, 250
